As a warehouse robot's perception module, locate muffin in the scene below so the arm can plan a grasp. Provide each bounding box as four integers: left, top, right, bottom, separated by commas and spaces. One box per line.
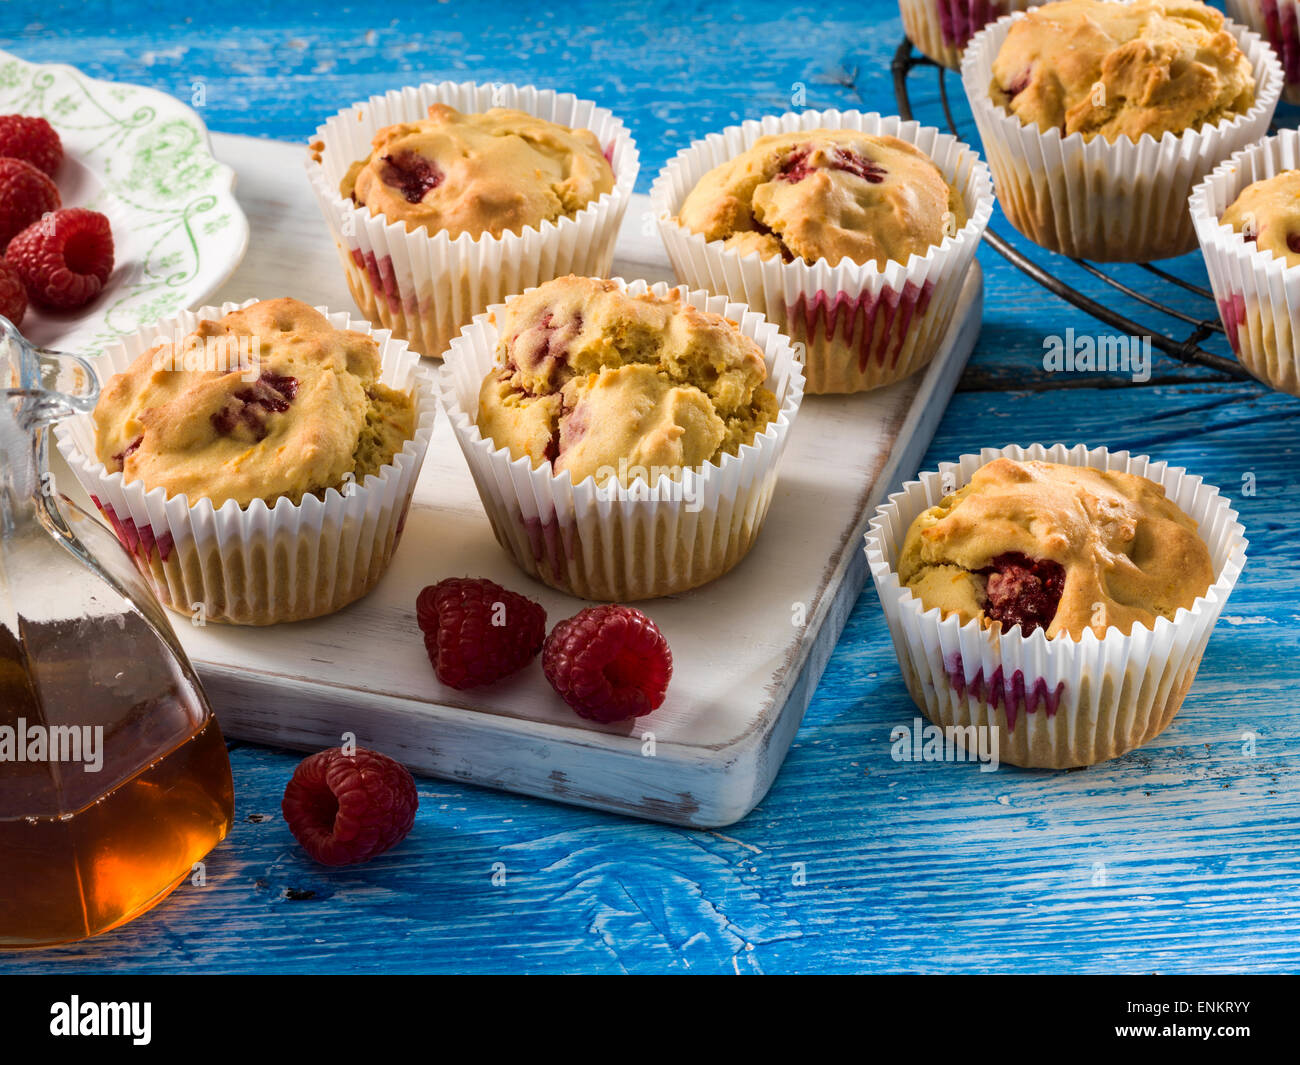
56, 298, 437, 625
307, 82, 638, 358
1191, 131, 1300, 394
651, 111, 993, 394
478, 277, 779, 487
1225, 0, 1300, 104
438, 276, 805, 600
962, 0, 1281, 261
866, 444, 1247, 769
899, 0, 1044, 70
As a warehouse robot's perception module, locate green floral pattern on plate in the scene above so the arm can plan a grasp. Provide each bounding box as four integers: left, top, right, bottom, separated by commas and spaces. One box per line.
0, 49, 248, 357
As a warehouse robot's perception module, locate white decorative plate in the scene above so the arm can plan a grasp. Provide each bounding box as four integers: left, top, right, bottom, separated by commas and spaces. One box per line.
0, 48, 249, 356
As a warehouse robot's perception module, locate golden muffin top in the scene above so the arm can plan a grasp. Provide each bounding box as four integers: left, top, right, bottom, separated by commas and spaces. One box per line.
476, 276, 778, 486
989, 0, 1256, 143
674, 128, 965, 269
897, 457, 1215, 638
93, 298, 416, 508
340, 104, 615, 239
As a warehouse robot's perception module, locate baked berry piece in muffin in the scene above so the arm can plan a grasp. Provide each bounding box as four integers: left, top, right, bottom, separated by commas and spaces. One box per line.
477, 276, 779, 486
339, 104, 615, 240
989, 0, 1256, 143
93, 297, 416, 507
674, 129, 964, 269
1220, 169, 1300, 267
898, 458, 1214, 638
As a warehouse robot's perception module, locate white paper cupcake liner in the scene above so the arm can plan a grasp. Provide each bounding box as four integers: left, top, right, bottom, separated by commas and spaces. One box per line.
1227, 0, 1300, 103
865, 443, 1247, 769
961, 7, 1282, 261
1191, 131, 1300, 395
436, 278, 806, 601
306, 81, 639, 358
54, 300, 438, 626
899, 0, 1043, 69
650, 110, 993, 395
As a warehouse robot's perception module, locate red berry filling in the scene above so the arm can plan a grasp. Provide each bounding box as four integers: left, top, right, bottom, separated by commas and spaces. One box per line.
1287, 233, 1300, 256
1004, 70, 1032, 100
380, 150, 443, 204
210, 372, 298, 440
111, 434, 143, 471
778, 144, 885, 185
979, 552, 1065, 635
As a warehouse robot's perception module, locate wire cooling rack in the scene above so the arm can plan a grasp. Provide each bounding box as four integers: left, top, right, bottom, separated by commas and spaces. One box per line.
893, 40, 1253, 381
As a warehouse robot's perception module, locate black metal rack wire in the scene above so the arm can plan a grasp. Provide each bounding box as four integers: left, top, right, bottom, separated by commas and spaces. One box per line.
892, 40, 1254, 381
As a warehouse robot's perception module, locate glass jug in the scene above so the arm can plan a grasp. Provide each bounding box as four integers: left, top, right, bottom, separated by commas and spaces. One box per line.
1, 319, 233, 947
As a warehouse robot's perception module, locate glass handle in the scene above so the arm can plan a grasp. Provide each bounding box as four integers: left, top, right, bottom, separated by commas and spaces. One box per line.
1, 317, 100, 427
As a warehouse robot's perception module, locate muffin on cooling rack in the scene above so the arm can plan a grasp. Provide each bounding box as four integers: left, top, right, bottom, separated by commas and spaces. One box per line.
1191, 130, 1300, 395
899, 0, 1044, 70
962, 0, 1280, 261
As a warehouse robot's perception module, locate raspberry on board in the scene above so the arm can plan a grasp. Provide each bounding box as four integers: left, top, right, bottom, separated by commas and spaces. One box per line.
281, 746, 419, 866
542, 604, 673, 723
6, 207, 114, 310
0, 156, 60, 251
0, 260, 27, 327
416, 577, 547, 689
0, 114, 63, 177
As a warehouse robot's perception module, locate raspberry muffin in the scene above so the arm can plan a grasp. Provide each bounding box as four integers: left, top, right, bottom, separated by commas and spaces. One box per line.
307, 82, 637, 359
963, 0, 1280, 260
438, 276, 805, 601
1191, 131, 1300, 395
57, 298, 437, 625
1225, 0, 1300, 105
478, 276, 779, 487
652, 111, 992, 395
899, 0, 1043, 70
866, 444, 1246, 769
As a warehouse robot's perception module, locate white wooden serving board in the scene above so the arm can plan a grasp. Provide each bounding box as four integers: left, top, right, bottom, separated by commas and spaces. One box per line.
82, 133, 983, 827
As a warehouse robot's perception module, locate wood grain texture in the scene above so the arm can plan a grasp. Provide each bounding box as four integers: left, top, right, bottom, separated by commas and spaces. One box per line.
1, 0, 1298, 974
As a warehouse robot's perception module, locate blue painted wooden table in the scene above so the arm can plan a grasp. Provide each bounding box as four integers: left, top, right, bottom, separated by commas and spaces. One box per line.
3, 0, 1298, 974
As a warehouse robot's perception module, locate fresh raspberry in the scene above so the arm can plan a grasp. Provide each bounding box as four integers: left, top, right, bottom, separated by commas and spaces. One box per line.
0, 260, 26, 327
416, 577, 547, 689
542, 604, 673, 722
6, 207, 114, 310
281, 746, 418, 866
0, 115, 63, 176
0, 157, 60, 251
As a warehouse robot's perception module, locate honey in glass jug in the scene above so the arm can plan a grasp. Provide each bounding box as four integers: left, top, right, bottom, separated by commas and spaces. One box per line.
0, 319, 234, 947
